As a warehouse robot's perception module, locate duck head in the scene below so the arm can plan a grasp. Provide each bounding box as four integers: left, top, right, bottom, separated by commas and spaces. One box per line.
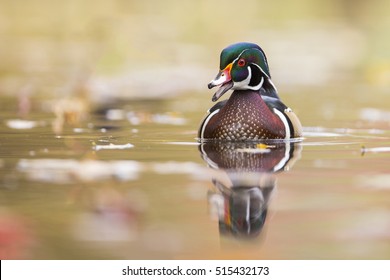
208, 42, 277, 102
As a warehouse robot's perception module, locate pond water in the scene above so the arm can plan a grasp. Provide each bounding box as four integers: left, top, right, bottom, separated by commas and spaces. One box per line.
0, 90, 389, 260
1, 0, 390, 260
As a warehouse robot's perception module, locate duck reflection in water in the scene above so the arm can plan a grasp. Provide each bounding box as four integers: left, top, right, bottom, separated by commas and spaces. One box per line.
200, 141, 301, 239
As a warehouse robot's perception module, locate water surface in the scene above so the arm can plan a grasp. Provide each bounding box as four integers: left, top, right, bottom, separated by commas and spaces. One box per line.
1, 0, 390, 260
1, 93, 389, 260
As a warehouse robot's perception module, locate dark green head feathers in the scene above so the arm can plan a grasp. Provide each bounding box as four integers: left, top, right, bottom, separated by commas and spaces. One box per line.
208, 42, 278, 102
219, 42, 271, 78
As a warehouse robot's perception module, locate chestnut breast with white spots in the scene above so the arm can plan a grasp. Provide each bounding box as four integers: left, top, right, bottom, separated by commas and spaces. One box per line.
203, 91, 286, 140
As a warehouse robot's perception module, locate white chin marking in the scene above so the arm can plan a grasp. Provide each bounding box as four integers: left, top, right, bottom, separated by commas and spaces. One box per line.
232, 66, 252, 90
210, 74, 228, 87
233, 66, 264, 91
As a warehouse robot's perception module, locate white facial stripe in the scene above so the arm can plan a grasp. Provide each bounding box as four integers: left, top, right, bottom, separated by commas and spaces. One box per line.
273, 108, 291, 139
230, 49, 270, 91
234, 49, 270, 79
232, 66, 264, 91
232, 66, 252, 89
251, 62, 270, 79
232, 49, 248, 64
200, 108, 220, 139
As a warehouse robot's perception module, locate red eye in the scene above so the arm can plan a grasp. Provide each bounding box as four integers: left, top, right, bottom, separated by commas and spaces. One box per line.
237, 58, 245, 67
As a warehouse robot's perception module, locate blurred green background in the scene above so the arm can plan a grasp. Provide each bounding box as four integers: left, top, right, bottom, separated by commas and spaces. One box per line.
1, 0, 390, 260
1, 0, 389, 104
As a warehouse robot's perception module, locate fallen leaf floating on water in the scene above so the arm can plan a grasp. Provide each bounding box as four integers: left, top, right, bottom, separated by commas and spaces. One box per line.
151, 113, 186, 125
125, 111, 186, 126
51, 97, 90, 134
359, 108, 390, 122
93, 143, 134, 151
17, 159, 141, 183
6, 119, 42, 129
361, 145, 390, 156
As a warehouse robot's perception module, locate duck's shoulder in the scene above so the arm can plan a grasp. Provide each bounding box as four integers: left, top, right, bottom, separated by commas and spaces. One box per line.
262, 95, 302, 138
208, 99, 228, 114
262, 95, 288, 112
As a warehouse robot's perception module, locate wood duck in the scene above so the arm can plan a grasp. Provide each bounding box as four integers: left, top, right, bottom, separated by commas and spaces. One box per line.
199, 42, 302, 141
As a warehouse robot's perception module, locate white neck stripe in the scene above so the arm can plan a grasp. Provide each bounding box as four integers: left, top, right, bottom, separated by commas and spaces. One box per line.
232, 66, 264, 91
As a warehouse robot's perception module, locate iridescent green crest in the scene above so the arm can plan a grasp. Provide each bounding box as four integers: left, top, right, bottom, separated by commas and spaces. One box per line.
219, 42, 271, 77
